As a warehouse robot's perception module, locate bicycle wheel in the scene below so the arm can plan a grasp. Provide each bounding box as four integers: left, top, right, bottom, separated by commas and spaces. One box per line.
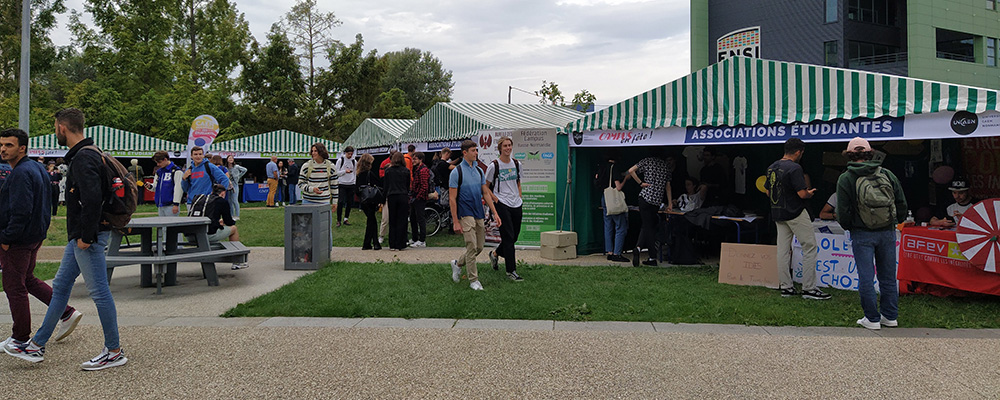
424, 207, 442, 237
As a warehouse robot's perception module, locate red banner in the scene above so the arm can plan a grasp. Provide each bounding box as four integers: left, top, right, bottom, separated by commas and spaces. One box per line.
898, 227, 1000, 296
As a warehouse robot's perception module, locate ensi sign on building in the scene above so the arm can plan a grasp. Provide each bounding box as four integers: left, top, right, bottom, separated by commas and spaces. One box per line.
717, 26, 760, 62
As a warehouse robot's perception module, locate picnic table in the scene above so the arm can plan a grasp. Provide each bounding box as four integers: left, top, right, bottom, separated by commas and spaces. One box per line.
105, 216, 250, 294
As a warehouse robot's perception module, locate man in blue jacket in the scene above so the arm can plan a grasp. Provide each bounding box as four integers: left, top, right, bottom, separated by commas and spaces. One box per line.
0, 128, 83, 352
181, 146, 228, 211
149, 151, 184, 217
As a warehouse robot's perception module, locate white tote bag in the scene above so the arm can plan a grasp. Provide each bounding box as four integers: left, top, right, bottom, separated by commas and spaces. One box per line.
603, 164, 628, 215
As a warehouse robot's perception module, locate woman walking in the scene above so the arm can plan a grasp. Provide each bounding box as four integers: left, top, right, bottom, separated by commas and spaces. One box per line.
382, 152, 410, 251
356, 154, 382, 250
277, 160, 288, 206
298, 143, 339, 248
225, 155, 247, 218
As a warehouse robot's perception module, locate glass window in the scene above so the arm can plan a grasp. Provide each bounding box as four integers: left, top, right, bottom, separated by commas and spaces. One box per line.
988, 38, 997, 67
825, 41, 839, 66
936, 28, 977, 63
989, 1, 996, 11
848, 0, 897, 25
847, 41, 901, 66
826, 0, 838, 22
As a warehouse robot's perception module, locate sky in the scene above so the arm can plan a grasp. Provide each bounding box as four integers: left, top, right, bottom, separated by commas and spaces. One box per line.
50, 0, 692, 107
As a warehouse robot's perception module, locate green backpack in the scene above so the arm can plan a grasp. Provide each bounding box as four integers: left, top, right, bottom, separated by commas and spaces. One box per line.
855, 167, 896, 229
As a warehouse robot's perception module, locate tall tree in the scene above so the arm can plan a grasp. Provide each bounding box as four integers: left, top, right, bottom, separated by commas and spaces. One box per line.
0, 0, 66, 96
238, 24, 306, 134
535, 80, 564, 106
380, 48, 453, 114
571, 89, 596, 112
369, 88, 417, 119
282, 0, 340, 94
169, 0, 252, 89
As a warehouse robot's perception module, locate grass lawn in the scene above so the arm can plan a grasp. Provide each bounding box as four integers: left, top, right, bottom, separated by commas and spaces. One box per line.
0, 262, 60, 292
223, 261, 1000, 329
45, 202, 467, 248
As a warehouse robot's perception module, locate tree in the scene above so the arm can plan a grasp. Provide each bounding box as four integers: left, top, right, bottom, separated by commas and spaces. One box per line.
535, 80, 564, 106
369, 88, 417, 119
169, 0, 252, 89
380, 48, 453, 114
571, 89, 597, 112
0, 0, 66, 95
238, 24, 306, 134
282, 0, 340, 94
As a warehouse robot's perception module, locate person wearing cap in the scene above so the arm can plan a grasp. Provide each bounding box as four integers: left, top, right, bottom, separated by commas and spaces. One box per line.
930, 179, 974, 227
836, 137, 908, 330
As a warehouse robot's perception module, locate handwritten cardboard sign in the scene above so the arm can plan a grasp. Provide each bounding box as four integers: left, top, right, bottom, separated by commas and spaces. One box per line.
719, 243, 779, 289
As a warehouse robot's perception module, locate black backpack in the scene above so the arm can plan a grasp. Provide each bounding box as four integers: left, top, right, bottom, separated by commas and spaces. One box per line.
456, 162, 484, 188
187, 193, 218, 218
488, 159, 520, 192
83, 146, 138, 231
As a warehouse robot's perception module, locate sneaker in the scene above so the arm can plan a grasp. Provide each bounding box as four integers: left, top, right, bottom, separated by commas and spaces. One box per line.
609, 254, 630, 263
407, 239, 415, 246
4, 340, 44, 363
0, 337, 10, 348
801, 289, 832, 300
857, 317, 881, 330
632, 247, 641, 267
642, 258, 658, 266
470, 280, 484, 291
81, 347, 128, 371
450, 260, 460, 283
507, 271, 524, 281
231, 262, 249, 270
414, 241, 425, 248
55, 310, 83, 342
880, 315, 898, 327
490, 250, 499, 270
779, 287, 798, 297
378, 236, 384, 244
342, 219, 351, 226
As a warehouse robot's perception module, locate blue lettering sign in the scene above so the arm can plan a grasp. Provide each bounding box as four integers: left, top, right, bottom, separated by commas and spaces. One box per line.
684, 116, 904, 144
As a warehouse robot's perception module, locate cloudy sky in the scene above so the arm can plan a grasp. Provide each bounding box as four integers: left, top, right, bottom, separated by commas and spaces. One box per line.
51, 0, 691, 107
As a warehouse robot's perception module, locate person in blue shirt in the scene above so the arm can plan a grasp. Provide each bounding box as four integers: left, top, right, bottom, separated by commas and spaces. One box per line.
181, 146, 228, 211
149, 151, 184, 217
265, 155, 279, 207
448, 140, 500, 291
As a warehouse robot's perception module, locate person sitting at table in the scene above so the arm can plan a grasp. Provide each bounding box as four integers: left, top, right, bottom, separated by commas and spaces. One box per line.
204, 184, 246, 269
930, 179, 975, 227
674, 177, 707, 213
819, 193, 837, 220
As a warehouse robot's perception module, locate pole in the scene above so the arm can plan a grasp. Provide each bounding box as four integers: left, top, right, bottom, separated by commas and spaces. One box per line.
508, 86, 512, 104
18, 0, 31, 133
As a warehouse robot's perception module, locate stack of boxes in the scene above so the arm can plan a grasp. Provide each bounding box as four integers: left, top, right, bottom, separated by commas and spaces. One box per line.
540, 231, 577, 260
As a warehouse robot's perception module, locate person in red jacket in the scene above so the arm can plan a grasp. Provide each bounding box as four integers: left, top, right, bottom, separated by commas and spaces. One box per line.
409, 152, 431, 247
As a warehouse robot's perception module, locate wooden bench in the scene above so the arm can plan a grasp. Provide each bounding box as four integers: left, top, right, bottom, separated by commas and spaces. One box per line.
107, 241, 250, 290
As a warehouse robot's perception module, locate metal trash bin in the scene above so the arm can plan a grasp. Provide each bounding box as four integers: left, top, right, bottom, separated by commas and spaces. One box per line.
285, 203, 331, 270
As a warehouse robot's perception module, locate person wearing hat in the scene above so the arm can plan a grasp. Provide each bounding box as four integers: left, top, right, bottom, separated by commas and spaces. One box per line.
836, 137, 908, 330
930, 179, 974, 227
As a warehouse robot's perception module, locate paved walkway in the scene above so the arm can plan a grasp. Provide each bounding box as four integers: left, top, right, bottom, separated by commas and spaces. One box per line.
1, 246, 997, 398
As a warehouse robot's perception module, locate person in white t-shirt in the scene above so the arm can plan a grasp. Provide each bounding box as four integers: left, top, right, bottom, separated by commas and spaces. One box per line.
484, 136, 524, 281
820, 193, 837, 220
930, 179, 974, 227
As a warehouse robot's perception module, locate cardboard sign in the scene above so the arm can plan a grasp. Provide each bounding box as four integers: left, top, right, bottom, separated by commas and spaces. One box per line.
719, 243, 779, 288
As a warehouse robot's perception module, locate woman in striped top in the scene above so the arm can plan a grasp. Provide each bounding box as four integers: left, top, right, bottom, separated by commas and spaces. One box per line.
298, 143, 339, 208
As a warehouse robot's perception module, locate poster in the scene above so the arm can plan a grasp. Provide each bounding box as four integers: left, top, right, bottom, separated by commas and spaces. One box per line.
474, 128, 558, 246
961, 137, 1000, 199
187, 115, 220, 155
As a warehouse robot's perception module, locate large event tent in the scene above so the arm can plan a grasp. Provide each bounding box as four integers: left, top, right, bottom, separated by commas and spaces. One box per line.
212, 129, 342, 159
343, 118, 415, 155
28, 126, 186, 158
398, 103, 584, 145
565, 56, 1000, 254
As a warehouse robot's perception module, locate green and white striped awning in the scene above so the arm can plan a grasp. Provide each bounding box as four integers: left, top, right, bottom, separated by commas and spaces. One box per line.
567, 56, 1000, 133
28, 125, 186, 156
343, 119, 416, 149
213, 130, 342, 157
398, 103, 584, 143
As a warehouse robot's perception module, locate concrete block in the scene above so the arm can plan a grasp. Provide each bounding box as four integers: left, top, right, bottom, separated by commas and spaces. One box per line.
540, 245, 576, 260
540, 230, 577, 247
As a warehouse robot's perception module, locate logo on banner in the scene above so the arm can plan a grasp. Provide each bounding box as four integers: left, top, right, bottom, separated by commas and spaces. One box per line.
479, 135, 493, 150
717, 26, 761, 62
951, 111, 978, 135
572, 131, 584, 145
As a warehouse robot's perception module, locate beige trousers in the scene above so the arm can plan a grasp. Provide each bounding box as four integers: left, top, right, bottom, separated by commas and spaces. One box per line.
379, 202, 390, 237
266, 178, 278, 206
457, 216, 485, 282
775, 209, 818, 291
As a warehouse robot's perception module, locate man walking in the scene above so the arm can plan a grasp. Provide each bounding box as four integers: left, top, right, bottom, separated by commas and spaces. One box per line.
0, 128, 83, 351
409, 152, 430, 247
485, 136, 524, 281
265, 155, 279, 207
765, 138, 830, 300
449, 140, 501, 291
150, 151, 184, 217
287, 158, 300, 205
837, 137, 908, 330
182, 146, 228, 211
335, 147, 357, 226
6, 108, 127, 370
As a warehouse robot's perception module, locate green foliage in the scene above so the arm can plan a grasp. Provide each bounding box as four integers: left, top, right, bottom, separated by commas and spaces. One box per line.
380, 48, 454, 114
535, 80, 564, 106
238, 24, 307, 135
571, 89, 597, 111
369, 88, 418, 119
282, 0, 341, 93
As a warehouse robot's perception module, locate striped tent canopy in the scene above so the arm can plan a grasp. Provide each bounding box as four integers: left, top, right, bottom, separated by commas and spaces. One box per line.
567, 56, 1000, 133
213, 130, 341, 156
398, 103, 584, 143
28, 125, 185, 154
343, 119, 415, 149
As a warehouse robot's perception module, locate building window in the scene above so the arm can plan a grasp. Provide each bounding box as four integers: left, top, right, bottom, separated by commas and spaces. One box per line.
988, 38, 997, 67
826, 0, 838, 22
848, 0, 897, 26
936, 28, 977, 63
825, 41, 839, 66
848, 41, 901, 66
989, 0, 996, 11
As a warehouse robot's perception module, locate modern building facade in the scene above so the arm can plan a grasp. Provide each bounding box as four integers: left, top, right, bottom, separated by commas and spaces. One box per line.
691, 0, 1000, 89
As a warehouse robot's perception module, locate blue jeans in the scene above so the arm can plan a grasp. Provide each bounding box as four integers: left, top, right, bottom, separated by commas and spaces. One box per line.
602, 196, 628, 255
287, 183, 298, 204
851, 229, 898, 322
228, 188, 241, 218
34, 231, 120, 349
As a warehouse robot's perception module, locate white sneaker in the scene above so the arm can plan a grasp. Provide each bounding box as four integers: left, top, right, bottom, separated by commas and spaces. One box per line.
450, 260, 460, 282
81, 347, 128, 371
55, 310, 83, 342
470, 280, 484, 291
880, 315, 898, 327
0, 337, 10, 348
378, 237, 384, 244
231, 262, 249, 270
415, 241, 426, 248
407, 239, 415, 246
857, 317, 881, 330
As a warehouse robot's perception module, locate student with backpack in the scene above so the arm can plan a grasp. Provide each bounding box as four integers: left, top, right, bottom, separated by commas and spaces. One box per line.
837, 137, 908, 330
6, 109, 127, 370
150, 151, 184, 217
764, 138, 830, 300
484, 136, 524, 281
181, 146, 228, 213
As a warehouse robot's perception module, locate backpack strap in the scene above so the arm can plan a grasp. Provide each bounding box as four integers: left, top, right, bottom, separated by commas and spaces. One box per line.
491, 160, 500, 192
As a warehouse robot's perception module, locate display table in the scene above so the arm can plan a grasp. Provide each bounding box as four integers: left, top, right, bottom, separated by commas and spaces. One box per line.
898, 226, 1000, 296
243, 182, 269, 202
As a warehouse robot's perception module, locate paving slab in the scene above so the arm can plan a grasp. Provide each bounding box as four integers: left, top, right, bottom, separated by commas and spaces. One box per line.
652, 322, 770, 335
153, 317, 268, 327
258, 317, 362, 328
876, 327, 1000, 338
454, 318, 554, 331
354, 317, 456, 329
554, 320, 656, 332
762, 325, 881, 337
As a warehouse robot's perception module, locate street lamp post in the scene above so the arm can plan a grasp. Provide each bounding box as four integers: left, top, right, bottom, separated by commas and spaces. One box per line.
19, 0, 31, 133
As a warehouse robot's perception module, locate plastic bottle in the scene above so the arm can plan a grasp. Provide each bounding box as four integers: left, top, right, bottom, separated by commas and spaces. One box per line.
905, 210, 914, 224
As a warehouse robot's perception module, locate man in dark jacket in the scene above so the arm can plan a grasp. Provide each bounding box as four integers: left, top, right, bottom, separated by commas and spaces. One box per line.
286, 159, 300, 205
836, 137, 908, 331
0, 128, 82, 352
5, 109, 127, 370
